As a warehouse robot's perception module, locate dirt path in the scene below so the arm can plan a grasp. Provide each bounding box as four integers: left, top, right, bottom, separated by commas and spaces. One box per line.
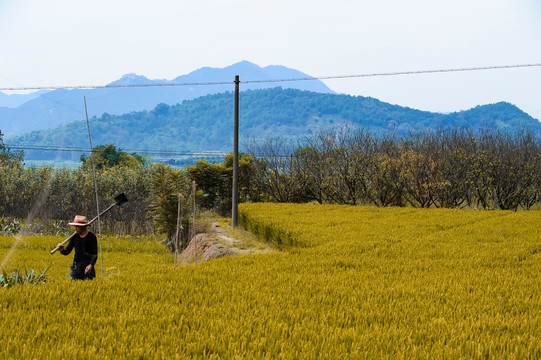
177, 219, 275, 263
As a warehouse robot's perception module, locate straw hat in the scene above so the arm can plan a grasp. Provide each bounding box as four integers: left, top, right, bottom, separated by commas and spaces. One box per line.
68, 215, 88, 226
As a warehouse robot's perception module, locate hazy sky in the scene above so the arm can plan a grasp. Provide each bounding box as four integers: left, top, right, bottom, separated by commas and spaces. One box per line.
1, 0, 540, 119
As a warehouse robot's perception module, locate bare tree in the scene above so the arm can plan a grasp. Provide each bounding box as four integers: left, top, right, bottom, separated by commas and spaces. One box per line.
246, 138, 306, 203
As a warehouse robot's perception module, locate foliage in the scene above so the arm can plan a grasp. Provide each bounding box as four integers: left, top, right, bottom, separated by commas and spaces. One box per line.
247, 128, 541, 210
0, 130, 24, 167
147, 163, 191, 243
186, 159, 227, 210
0, 265, 50, 288
80, 144, 147, 170
0, 218, 21, 235
1, 206, 541, 358
8, 88, 541, 161
0, 162, 153, 234
0, 148, 257, 240
186, 153, 260, 214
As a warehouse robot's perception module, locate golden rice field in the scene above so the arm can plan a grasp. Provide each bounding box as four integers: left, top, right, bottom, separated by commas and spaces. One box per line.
1, 203, 541, 359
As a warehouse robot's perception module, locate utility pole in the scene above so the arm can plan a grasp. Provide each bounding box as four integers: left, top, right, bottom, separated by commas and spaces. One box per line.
232, 75, 239, 227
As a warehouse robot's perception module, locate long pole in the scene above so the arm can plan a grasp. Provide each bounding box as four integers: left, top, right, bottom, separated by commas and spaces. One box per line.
174, 193, 182, 267
232, 75, 239, 227
84, 97, 103, 278
192, 181, 197, 262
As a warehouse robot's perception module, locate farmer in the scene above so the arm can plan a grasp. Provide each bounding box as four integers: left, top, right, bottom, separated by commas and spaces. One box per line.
56, 215, 98, 280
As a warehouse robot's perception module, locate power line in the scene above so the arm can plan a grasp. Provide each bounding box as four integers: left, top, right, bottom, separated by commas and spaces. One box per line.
6, 144, 228, 157
8, 144, 283, 160
0, 80, 234, 92
245, 63, 541, 83
1, 63, 540, 92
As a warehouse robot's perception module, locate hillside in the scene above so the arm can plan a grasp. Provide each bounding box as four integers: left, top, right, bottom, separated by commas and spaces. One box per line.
0, 61, 334, 137
7, 87, 541, 162
0, 90, 50, 108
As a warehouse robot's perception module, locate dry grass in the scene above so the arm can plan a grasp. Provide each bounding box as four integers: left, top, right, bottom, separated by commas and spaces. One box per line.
195, 211, 276, 254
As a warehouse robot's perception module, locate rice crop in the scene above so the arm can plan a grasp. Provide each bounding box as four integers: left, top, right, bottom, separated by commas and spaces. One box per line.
1, 204, 540, 359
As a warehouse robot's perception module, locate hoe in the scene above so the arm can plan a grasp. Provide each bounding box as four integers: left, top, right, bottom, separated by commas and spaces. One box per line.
50, 193, 128, 254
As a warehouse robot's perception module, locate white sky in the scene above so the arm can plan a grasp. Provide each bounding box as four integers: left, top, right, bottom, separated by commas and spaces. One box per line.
1, 0, 540, 119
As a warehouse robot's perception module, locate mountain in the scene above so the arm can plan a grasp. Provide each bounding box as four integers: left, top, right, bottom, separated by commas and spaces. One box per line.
7, 87, 540, 162
0, 90, 50, 108
0, 61, 334, 137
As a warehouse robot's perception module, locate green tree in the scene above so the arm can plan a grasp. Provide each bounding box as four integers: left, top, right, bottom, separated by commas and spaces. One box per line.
186, 159, 228, 211
222, 152, 261, 203
80, 144, 146, 170
186, 153, 259, 214
0, 130, 24, 167
0, 130, 24, 215
147, 164, 191, 241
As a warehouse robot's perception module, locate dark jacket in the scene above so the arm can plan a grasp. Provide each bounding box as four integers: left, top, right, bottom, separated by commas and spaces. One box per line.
60, 232, 98, 266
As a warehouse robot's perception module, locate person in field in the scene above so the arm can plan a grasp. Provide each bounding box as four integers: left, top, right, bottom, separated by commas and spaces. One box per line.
56, 215, 98, 280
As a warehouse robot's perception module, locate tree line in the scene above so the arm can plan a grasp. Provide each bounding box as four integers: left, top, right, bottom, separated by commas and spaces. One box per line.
0, 134, 248, 246
1, 128, 540, 243
245, 128, 541, 211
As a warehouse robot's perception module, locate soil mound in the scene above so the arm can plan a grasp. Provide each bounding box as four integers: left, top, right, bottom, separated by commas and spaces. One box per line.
178, 233, 238, 263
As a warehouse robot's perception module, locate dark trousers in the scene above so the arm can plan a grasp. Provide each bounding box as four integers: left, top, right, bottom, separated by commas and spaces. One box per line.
69, 262, 96, 280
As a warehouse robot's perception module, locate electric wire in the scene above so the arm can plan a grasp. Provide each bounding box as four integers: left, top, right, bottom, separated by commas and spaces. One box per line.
7, 143, 288, 159
1, 62, 540, 92
243, 63, 541, 84
6, 144, 228, 157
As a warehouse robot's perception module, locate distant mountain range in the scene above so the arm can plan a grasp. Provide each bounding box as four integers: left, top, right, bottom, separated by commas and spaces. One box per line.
0, 61, 334, 137
7, 87, 541, 163
0, 90, 50, 108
